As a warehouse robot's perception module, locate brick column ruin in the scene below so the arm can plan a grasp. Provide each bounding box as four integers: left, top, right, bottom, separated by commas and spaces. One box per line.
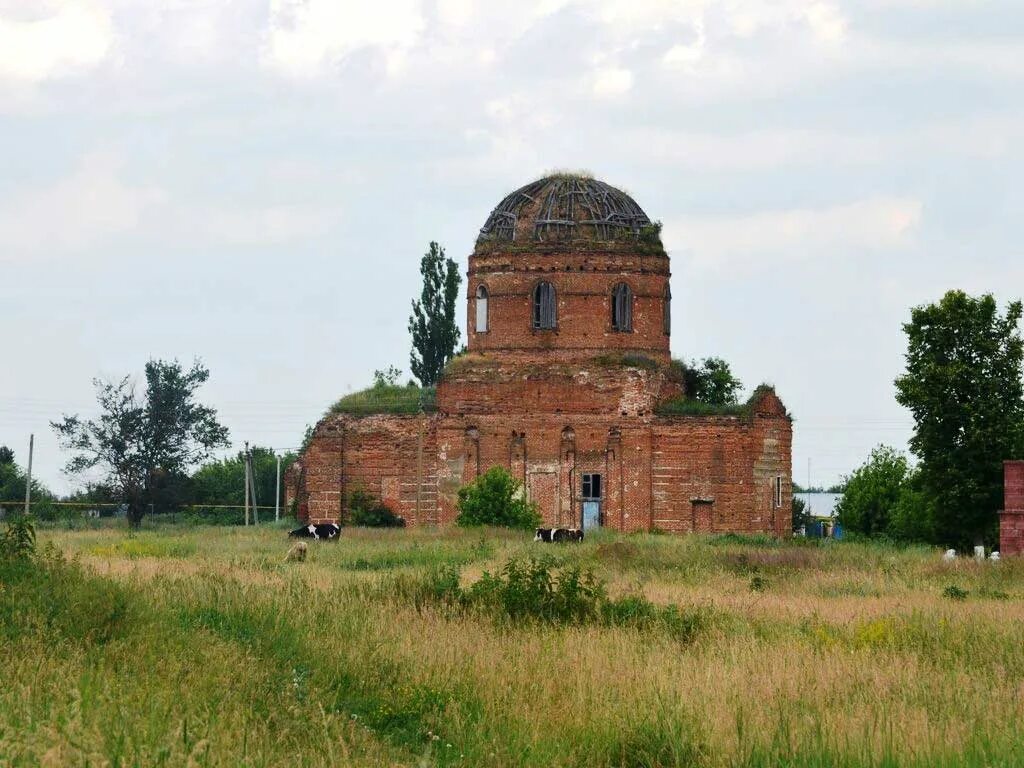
1000, 461, 1024, 556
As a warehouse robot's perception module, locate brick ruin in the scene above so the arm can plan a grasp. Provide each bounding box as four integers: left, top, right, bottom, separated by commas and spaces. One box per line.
286, 174, 793, 535
1000, 461, 1024, 556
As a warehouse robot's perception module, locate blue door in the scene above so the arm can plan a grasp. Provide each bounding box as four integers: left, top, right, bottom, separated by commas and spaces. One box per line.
581, 473, 602, 530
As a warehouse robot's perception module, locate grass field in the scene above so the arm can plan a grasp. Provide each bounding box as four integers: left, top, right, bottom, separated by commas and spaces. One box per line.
3, 522, 1024, 767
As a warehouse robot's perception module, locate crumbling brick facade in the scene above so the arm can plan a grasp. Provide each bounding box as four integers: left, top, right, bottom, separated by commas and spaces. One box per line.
1000, 461, 1024, 556
287, 175, 793, 535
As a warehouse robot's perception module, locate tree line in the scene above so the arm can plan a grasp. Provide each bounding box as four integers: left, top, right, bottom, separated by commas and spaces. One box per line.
837, 291, 1024, 549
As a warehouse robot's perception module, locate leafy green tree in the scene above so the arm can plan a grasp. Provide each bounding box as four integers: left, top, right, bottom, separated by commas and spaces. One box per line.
52, 359, 230, 527
683, 357, 743, 405
456, 466, 541, 530
835, 446, 910, 537
190, 446, 296, 517
894, 291, 1024, 547
0, 449, 53, 515
409, 242, 461, 386
791, 495, 811, 533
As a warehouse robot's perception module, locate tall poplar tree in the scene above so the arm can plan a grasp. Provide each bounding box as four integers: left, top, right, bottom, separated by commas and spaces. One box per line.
409, 241, 461, 386
894, 291, 1024, 547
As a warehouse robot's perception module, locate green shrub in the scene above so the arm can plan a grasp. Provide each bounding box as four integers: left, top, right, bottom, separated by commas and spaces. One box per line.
943, 584, 969, 601
455, 467, 541, 530
468, 557, 606, 624
394, 555, 713, 644
1, 512, 35, 559
749, 574, 769, 592
183, 506, 245, 525
348, 488, 405, 528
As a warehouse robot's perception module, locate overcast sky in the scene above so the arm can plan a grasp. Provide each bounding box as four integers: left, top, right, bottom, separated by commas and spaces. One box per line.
1, 0, 1022, 495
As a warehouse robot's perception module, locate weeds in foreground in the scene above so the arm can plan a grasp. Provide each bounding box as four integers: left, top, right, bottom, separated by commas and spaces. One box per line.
393, 556, 715, 645
6, 526, 1024, 767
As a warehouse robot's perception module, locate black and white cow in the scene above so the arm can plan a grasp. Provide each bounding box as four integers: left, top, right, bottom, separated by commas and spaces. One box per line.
534, 527, 584, 543
289, 523, 341, 541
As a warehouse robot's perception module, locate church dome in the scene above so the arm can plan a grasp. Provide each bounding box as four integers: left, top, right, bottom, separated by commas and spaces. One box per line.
476, 174, 659, 248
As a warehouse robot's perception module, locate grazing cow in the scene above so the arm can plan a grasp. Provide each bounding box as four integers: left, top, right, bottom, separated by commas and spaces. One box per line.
289, 523, 341, 541
285, 541, 307, 563
534, 527, 584, 543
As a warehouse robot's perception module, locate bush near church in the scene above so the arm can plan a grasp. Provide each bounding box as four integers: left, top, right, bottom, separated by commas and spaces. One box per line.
347, 488, 405, 528
456, 466, 541, 530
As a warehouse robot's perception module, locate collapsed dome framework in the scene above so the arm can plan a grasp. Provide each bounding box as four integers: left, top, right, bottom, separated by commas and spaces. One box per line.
477, 175, 655, 245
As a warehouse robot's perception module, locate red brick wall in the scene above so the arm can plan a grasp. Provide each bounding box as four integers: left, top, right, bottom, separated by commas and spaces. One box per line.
468, 248, 670, 362
437, 360, 682, 417
292, 389, 792, 537
288, 414, 439, 526
1000, 461, 1024, 556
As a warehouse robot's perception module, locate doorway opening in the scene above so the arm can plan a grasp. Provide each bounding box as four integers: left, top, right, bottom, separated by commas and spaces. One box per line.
581, 473, 602, 530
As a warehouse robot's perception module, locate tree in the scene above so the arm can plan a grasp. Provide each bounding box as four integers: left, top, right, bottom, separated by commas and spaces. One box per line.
190, 446, 297, 518
835, 446, 910, 538
373, 366, 402, 387
456, 466, 541, 530
894, 291, 1024, 547
792, 495, 811, 533
0, 448, 53, 516
409, 242, 461, 386
683, 357, 742, 405
52, 359, 230, 527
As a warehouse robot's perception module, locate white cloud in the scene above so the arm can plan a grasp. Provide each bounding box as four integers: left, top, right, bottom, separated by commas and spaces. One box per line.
203, 205, 334, 245
669, 197, 924, 272
0, 1, 113, 82
801, 1, 847, 44
263, 0, 425, 77
0, 152, 163, 259
437, 0, 476, 28
591, 65, 633, 98
0, 151, 337, 258
663, 17, 706, 71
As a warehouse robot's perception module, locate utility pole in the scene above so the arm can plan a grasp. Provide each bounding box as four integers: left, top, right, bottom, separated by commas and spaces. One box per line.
24, 433, 33, 515
807, 457, 812, 516
243, 441, 250, 526
275, 452, 281, 522
249, 449, 259, 525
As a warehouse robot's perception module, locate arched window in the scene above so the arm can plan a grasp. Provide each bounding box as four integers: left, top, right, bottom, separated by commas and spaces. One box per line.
475, 285, 489, 333
663, 284, 671, 336
611, 283, 633, 332
533, 281, 557, 329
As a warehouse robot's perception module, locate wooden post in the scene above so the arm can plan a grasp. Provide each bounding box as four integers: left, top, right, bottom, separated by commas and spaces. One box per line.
243, 441, 250, 526
275, 453, 281, 522
24, 434, 33, 515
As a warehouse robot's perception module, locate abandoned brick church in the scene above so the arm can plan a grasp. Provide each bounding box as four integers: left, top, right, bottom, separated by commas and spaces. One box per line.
286, 175, 793, 535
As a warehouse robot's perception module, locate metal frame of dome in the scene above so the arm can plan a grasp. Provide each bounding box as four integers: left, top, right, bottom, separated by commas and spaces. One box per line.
478, 176, 652, 242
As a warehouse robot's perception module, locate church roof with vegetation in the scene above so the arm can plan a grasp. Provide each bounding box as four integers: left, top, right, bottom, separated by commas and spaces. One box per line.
329, 384, 437, 416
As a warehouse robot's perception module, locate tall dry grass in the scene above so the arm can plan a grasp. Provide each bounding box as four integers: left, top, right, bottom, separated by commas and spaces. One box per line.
2, 524, 1023, 766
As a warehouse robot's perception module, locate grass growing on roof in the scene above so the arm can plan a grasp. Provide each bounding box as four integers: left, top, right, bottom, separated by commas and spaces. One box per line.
330, 384, 436, 415
655, 383, 779, 418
